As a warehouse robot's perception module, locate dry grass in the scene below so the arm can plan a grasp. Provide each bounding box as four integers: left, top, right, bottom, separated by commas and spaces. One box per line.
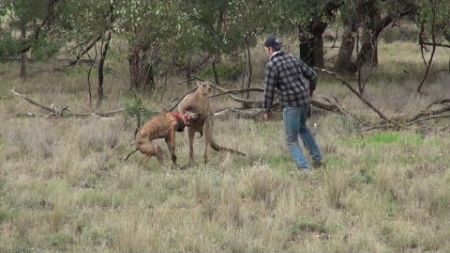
0, 41, 449, 252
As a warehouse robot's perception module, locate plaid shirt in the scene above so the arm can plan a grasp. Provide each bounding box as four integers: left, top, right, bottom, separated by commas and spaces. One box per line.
264, 51, 317, 112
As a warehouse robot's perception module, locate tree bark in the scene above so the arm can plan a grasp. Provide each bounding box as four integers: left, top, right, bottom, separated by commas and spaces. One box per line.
20, 23, 27, 80
128, 45, 140, 91
128, 43, 156, 93
312, 21, 326, 68
245, 36, 253, 99
298, 22, 326, 68
356, 3, 417, 69
357, 31, 378, 68
145, 63, 156, 92
212, 61, 220, 86
299, 26, 315, 67
96, 31, 112, 109
298, 1, 343, 68
334, 19, 357, 75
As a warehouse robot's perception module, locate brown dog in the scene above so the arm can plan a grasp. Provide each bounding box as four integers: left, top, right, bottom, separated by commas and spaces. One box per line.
134, 110, 197, 166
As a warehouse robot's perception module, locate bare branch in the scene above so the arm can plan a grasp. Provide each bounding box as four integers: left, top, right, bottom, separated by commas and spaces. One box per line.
70, 35, 102, 66
426, 98, 450, 110
417, 0, 438, 93
11, 88, 125, 118
165, 87, 197, 111
314, 67, 392, 121
11, 88, 57, 114
420, 42, 450, 49
209, 87, 265, 98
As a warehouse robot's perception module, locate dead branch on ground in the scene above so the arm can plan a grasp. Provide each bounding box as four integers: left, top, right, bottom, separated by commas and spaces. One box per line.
314, 67, 392, 121
11, 88, 125, 118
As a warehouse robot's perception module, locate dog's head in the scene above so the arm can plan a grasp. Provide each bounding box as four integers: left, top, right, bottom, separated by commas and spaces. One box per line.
182, 111, 199, 126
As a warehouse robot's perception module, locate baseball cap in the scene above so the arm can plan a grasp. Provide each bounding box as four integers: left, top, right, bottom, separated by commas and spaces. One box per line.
264, 35, 283, 49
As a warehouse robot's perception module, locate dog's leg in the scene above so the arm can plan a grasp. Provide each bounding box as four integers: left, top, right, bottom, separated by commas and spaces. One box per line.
137, 140, 164, 165
155, 145, 164, 164
165, 128, 177, 167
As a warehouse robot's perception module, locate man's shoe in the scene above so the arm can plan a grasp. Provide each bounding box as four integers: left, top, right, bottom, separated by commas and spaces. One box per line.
313, 160, 324, 169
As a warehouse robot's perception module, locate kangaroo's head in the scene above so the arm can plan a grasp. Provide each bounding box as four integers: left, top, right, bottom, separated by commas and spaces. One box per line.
196, 81, 212, 96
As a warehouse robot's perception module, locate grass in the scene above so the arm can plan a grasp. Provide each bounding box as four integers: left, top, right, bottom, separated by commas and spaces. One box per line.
0, 40, 449, 252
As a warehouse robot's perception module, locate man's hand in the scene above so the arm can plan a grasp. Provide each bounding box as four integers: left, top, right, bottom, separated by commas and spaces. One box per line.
263, 111, 271, 121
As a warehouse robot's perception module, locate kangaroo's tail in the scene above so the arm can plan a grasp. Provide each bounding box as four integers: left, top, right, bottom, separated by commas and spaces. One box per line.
209, 139, 246, 156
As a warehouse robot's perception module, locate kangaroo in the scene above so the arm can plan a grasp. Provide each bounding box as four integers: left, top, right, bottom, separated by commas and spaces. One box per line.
178, 81, 246, 164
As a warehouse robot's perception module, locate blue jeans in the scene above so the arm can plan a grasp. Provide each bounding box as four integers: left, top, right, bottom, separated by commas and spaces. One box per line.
282, 106, 322, 169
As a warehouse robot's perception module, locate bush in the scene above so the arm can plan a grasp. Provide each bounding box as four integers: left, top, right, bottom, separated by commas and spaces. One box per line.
199, 62, 244, 82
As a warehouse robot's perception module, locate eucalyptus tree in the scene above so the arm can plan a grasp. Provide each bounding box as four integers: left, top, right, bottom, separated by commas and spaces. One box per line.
0, 0, 61, 79
226, 0, 274, 95
114, 0, 181, 93
416, 0, 450, 93
334, 0, 418, 75
177, 0, 276, 85
178, 0, 234, 85
55, 0, 115, 108
357, 0, 417, 68
272, 0, 342, 67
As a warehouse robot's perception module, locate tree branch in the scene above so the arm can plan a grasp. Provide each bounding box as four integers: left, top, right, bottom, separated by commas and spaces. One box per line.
417, 0, 437, 94
420, 42, 450, 49
11, 88, 125, 118
314, 67, 392, 121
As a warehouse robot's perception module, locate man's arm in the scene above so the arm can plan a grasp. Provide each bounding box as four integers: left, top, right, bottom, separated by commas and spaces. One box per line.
264, 63, 277, 113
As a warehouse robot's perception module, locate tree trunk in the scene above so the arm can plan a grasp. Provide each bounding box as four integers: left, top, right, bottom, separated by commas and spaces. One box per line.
245, 36, 253, 99
212, 61, 220, 86
128, 45, 140, 91
128, 43, 157, 94
299, 31, 325, 68
186, 57, 192, 88
357, 30, 378, 68
20, 24, 27, 80
334, 19, 358, 75
298, 26, 315, 66
145, 63, 156, 93
96, 31, 112, 109
298, 1, 342, 68
312, 21, 326, 68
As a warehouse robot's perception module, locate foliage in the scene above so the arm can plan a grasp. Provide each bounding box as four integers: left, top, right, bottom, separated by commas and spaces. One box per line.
0, 0, 61, 60
124, 97, 157, 123
199, 61, 244, 81
54, 0, 115, 52
178, 0, 274, 55
31, 35, 63, 61
0, 33, 21, 61
272, 0, 341, 35
418, 0, 450, 41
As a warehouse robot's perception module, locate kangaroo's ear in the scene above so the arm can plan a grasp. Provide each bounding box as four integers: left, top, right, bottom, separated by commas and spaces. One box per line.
196, 81, 202, 87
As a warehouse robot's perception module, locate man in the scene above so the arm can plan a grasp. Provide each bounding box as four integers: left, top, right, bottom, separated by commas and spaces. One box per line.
263, 35, 322, 172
